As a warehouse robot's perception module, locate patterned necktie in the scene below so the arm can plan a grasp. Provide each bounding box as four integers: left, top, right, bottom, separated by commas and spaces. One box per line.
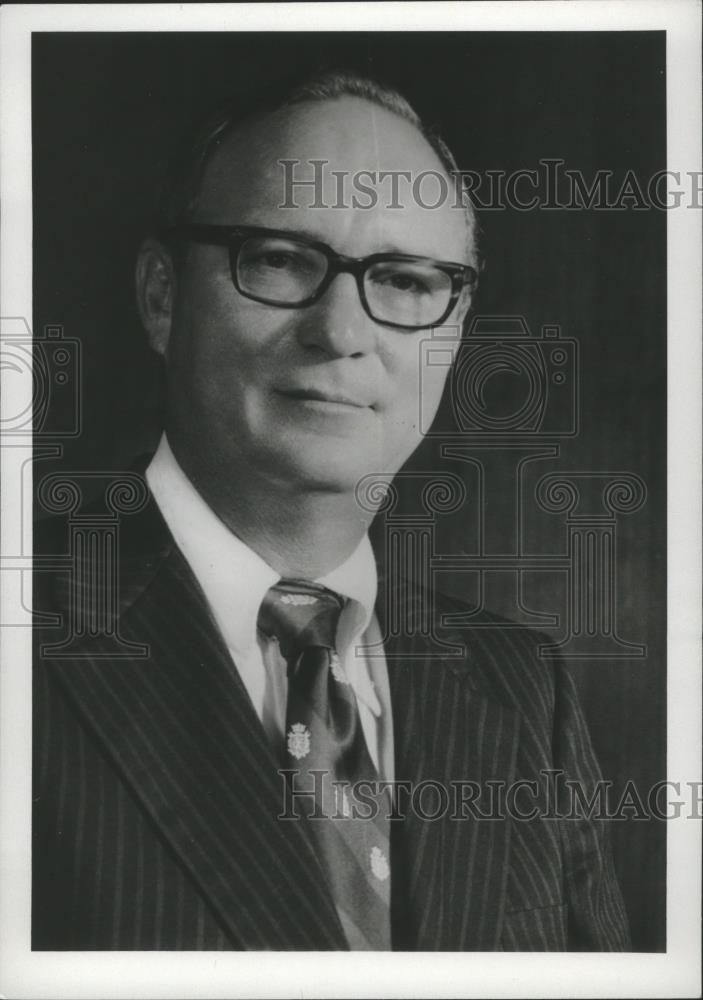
258, 578, 391, 950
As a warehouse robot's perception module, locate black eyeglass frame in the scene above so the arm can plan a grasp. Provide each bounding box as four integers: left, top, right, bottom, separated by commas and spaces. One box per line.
161, 223, 478, 331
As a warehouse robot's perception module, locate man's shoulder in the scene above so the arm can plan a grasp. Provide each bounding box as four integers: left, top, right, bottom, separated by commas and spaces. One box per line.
33, 484, 175, 618
429, 585, 561, 718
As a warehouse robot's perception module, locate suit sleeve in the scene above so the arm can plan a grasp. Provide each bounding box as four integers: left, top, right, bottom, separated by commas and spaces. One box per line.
551, 660, 632, 950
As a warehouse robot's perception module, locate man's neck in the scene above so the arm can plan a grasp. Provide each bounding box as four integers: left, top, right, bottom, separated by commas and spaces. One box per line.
169, 443, 373, 580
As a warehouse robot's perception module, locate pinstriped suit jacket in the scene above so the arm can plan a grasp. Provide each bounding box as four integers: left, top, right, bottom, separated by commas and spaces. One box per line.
32, 492, 631, 951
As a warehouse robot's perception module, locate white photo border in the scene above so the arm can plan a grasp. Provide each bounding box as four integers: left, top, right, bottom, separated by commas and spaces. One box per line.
1, 2, 700, 997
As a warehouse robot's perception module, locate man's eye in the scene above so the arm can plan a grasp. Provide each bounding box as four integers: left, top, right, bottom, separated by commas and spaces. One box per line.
374, 270, 431, 295
246, 247, 318, 275
259, 251, 296, 269
392, 273, 426, 293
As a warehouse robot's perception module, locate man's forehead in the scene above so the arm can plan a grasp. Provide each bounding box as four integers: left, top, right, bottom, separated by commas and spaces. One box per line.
194, 97, 470, 260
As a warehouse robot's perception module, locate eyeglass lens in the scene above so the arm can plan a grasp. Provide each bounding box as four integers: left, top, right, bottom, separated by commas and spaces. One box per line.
236, 234, 454, 327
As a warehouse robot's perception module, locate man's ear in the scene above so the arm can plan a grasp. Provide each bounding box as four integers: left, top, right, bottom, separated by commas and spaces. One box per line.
135, 239, 176, 357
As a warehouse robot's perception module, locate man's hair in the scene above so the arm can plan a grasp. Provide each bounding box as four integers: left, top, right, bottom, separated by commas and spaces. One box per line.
155, 69, 479, 265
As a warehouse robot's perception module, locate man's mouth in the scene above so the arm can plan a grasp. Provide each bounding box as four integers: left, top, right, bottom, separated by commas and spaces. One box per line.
277, 387, 374, 410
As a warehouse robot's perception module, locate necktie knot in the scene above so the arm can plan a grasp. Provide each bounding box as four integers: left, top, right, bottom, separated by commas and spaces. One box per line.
258, 579, 345, 663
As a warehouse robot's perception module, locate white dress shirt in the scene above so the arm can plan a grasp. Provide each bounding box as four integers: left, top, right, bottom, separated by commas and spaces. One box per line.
145, 434, 394, 780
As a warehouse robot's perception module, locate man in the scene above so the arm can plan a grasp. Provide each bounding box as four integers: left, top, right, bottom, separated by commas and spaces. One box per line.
32, 71, 630, 951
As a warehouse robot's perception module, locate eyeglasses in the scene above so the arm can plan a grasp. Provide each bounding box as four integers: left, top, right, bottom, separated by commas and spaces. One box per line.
163, 223, 478, 331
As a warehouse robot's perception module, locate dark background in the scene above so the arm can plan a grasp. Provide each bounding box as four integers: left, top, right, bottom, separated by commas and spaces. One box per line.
32, 31, 666, 950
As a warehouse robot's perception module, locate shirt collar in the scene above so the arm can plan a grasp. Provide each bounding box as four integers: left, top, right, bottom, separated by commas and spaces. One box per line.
145, 433, 377, 661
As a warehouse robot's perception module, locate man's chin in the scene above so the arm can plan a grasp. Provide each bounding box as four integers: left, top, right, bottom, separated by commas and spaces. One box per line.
260, 445, 387, 498
279, 461, 379, 497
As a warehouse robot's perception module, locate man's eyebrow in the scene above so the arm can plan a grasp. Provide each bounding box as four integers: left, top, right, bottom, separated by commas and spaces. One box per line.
243, 224, 460, 262
234, 222, 332, 248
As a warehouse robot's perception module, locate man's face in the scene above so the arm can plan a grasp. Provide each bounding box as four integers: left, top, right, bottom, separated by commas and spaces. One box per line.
159, 97, 473, 499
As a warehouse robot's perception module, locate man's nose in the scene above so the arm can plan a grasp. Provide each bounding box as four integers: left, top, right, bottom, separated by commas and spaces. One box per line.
295, 273, 377, 358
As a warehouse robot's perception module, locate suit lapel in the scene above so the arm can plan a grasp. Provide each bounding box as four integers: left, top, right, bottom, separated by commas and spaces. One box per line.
381, 588, 521, 950
46, 499, 347, 950
45, 491, 521, 950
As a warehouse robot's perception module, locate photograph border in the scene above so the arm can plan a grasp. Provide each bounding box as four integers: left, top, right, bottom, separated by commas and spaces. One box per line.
1, 2, 701, 997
